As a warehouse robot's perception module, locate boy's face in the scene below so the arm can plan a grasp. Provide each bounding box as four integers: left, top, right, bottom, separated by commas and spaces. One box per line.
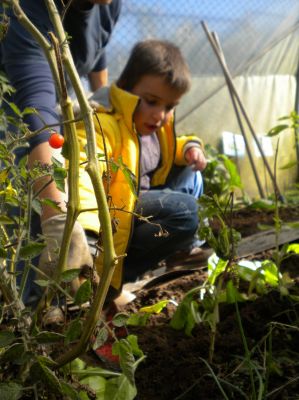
131, 75, 183, 136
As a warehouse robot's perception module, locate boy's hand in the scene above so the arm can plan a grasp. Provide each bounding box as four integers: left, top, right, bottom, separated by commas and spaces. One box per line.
185, 146, 207, 171
38, 214, 94, 293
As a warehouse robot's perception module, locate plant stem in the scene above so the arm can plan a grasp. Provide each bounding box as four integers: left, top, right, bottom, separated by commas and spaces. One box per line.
19, 181, 33, 299
235, 301, 257, 400
45, 0, 117, 365
263, 326, 272, 398
199, 357, 230, 400
11, 0, 117, 365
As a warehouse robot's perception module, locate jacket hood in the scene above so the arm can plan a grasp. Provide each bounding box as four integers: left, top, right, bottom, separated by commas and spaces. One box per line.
88, 83, 140, 133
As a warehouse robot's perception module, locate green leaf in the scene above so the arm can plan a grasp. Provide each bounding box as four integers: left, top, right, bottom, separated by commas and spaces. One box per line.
18, 154, 28, 170
36, 355, 57, 367
112, 339, 135, 386
72, 366, 119, 379
30, 361, 62, 394
8, 102, 22, 117
22, 107, 37, 116
277, 114, 291, 121
0, 215, 15, 225
170, 291, 198, 335
221, 155, 243, 190
139, 300, 169, 314
61, 140, 70, 159
248, 199, 275, 210
262, 260, 279, 286
104, 374, 137, 400
34, 279, 50, 287
19, 242, 46, 259
237, 261, 257, 282
61, 268, 81, 283
60, 381, 81, 400
40, 198, 63, 212
117, 156, 137, 197
79, 375, 106, 398
208, 256, 228, 285
0, 382, 22, 400
0, 167, 10, 183
53, 166, 67, 193
92, 327, 109, 350
1, 343, 25, 364
63, 358, 86, 374
226, 280, 245, 303
126, 313, 149, 327
31, 198, 42, 216
280, 160, 298, 170
286, 243, 299, 254
97, 152, 106, 160
126, 335, 144, 358
0, 247, 7, 258
267, 124, 289, 137
110, 158, 119, 173
74, 280, 92, 305
51, 156, 63, 168
0, 70, 15, 95
65, 319, 83, 345
0, 331, 15, 347
112, 312, 130, 327
79, 391, 89, 400
35, 331, 65, 344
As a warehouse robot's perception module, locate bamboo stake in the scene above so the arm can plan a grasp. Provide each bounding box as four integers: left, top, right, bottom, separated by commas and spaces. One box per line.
202, 21, 283, 200
211, 32, 265, 198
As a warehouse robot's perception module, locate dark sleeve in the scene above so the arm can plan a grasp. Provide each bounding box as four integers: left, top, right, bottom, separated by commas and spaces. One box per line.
91, 0, 122, 72
92, 51, 107, 73
64, 0, 122, 74
1, 7, 60, 149
5, 61, 60, 149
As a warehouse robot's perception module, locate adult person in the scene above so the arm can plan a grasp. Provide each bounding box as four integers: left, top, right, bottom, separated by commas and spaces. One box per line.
0, 0, 122, 300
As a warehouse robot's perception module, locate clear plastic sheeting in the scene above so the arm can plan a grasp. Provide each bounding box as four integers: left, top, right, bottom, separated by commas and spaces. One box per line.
107, 0, 299, 197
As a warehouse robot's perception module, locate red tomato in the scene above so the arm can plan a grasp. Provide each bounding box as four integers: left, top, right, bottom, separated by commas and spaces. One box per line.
49, 133, 64, 149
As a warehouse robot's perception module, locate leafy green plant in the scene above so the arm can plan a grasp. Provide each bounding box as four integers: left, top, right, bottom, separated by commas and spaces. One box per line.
170, 187, 299, 397
202, 144, 247, 204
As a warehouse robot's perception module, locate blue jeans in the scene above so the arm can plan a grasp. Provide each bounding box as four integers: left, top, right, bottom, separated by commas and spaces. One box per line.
123, 166, 203, 282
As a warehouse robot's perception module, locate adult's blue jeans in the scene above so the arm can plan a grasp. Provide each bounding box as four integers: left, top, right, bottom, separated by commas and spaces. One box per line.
123, 166, 203, 282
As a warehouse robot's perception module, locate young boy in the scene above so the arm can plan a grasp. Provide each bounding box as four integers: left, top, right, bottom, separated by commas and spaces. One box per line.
77, 39, 207, 297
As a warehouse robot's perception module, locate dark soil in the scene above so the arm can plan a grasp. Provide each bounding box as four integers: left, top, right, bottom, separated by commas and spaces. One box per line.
121, 205, 299, 400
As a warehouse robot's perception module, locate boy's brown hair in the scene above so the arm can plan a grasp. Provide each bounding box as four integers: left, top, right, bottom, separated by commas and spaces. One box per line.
117, 39, 191, 94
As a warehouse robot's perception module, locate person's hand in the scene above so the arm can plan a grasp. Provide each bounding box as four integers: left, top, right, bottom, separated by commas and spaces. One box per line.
185, 146, 207, 171
38, 214, 94, 293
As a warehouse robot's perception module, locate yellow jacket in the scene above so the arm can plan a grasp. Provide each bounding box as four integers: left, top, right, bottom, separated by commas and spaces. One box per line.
77, 83, 202, 289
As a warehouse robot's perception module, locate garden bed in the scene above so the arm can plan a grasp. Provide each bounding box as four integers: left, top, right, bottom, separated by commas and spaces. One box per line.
119, 204, 299, 400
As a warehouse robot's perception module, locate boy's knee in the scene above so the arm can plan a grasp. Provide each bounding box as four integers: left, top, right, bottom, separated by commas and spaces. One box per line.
167, 192, 199, 234
167, 166, 203, 198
